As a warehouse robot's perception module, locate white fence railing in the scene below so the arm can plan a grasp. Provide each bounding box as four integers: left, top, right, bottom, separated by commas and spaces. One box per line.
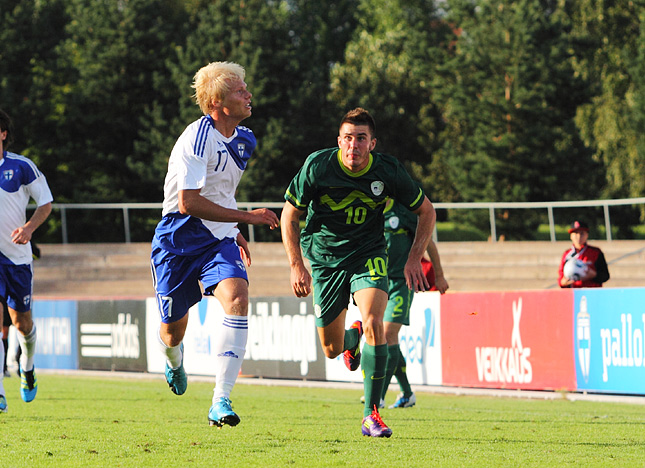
32, 197, 645, 244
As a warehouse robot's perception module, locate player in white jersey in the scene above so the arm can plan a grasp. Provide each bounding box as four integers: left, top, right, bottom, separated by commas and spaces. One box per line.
151, 62, 279, 427
0, 109, 53, 412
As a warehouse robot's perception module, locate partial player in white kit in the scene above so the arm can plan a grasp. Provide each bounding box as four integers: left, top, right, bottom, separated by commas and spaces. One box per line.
150, 62, 279, 427
0, 108, 53, 413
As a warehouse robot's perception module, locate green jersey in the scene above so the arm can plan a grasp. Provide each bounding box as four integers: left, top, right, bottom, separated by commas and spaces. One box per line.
285, 148, 425, 268
384, 199, 418, 278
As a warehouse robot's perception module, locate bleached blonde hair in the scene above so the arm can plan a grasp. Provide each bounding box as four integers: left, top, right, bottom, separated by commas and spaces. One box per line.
192, 62, 246, 115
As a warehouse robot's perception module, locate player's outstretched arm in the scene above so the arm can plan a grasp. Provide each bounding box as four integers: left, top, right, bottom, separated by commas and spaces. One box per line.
404, 197, 436, 292
280, 202, 312, 298
178, 189, 278, 229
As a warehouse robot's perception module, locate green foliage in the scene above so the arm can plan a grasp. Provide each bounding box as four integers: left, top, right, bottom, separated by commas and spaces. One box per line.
52, 0, 190, 202
329, 0, 453, 201
0, 0, 69, 160
436, 0, 603, 239
568, 0, 641, 199
628, 8, 645, 222
2, 374, 645, 467
237, 0, 358, 201
1, 0, 644, 241
566, 0, 643, 232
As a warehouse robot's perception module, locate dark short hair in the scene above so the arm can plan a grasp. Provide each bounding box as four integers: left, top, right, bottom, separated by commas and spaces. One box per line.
339, 107, 376, 138
0, 109, 14, 150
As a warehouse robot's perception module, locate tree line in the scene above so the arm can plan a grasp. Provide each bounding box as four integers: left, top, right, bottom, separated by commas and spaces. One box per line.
1, 0, 643, 241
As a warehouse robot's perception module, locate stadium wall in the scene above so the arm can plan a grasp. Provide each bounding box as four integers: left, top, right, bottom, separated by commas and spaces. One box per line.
14, 288, 645, 395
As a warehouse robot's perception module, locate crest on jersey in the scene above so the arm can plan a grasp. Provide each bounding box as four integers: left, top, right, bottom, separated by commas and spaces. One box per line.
237, 143, 246, 157
2, 169, 14, 181
371, 181, 384, 196
388, 216, 400, 229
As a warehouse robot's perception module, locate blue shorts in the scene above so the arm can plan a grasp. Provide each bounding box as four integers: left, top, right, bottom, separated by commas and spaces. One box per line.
151, 237, 248, 324
0, 263, 33, 313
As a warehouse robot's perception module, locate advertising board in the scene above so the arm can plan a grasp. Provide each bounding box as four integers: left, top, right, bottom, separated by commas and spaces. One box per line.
574, 288, 645, 394
78, 300, 147, 372
146, 296, 325, 380
29, 300, 78, 370
325, 292, 443, 385
441, 290, 576, 391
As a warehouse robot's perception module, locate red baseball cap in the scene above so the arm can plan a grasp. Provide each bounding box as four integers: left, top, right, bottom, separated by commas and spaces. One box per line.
568, 220, 589, 234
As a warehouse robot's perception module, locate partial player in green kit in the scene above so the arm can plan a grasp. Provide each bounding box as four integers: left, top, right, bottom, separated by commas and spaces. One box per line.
381, 198, 449, 409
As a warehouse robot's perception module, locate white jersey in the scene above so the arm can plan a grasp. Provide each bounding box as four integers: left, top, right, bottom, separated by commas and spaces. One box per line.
0, 151, 53, 265
153, 115, 256, 256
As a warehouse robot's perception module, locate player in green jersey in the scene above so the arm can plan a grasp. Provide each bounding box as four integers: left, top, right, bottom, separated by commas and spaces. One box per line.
281, 108, 436, 438
382, 198, 449, 409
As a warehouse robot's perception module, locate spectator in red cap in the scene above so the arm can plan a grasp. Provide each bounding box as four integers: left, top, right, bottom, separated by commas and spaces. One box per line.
558, 220, 610, 288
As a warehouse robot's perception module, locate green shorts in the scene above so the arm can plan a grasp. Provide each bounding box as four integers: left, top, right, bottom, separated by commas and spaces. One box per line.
384, 277, 413, 326
311, 254, 389, 328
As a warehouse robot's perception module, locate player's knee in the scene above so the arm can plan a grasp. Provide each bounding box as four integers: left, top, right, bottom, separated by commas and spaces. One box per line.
13, 317, 33, 336
322, 344, 342, 360
160, 328, 183, 347
362, 318, 384, 344
384, 323, 400, 344
216, 284, 249, 315
385, 330, 399, 345
227, 295, 249, 315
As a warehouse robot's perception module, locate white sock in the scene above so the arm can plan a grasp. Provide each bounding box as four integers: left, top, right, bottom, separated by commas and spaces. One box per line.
212, 315, 248, 402
158, 329, 183, 369
18, 325, 36, 372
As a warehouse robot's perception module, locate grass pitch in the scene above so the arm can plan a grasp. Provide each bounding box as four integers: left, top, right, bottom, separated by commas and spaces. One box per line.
1, 373, 644, 467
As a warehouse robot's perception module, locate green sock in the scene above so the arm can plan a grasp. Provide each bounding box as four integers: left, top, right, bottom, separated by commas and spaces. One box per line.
343, 327, 360, 352
361, 343, 387, 417
393, 347, 413, 397
381, 345, 400, 400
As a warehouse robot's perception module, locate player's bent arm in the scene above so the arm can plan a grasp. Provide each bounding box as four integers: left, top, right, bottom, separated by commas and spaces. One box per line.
280, 202, 306, 267
404, 198, 436, 291
236, 231, 251, 267
11, 202, 52, 245
410, 198, 436, 260
280, 202, 312, 297
427, 240, 449, 294
178, 189, 278, 228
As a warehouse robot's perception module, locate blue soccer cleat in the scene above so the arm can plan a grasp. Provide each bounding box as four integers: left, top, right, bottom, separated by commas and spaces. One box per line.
0, 395, 7, 413
19, 365, 38, 403
164, 344, 187, 395
343, 320, 363, 371
362, 406, 392, 438
208, 397, 240, 427
389, 392, 416, 409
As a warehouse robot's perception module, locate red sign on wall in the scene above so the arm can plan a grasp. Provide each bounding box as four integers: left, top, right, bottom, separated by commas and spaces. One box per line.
441, 290, 575, 391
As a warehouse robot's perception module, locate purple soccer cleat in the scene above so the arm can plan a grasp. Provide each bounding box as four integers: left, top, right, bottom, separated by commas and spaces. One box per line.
362, 406, 392, 438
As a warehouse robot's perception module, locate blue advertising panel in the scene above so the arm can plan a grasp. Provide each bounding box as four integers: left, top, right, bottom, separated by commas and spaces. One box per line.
574, 288, 645, 394
31, 300, 78, 370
